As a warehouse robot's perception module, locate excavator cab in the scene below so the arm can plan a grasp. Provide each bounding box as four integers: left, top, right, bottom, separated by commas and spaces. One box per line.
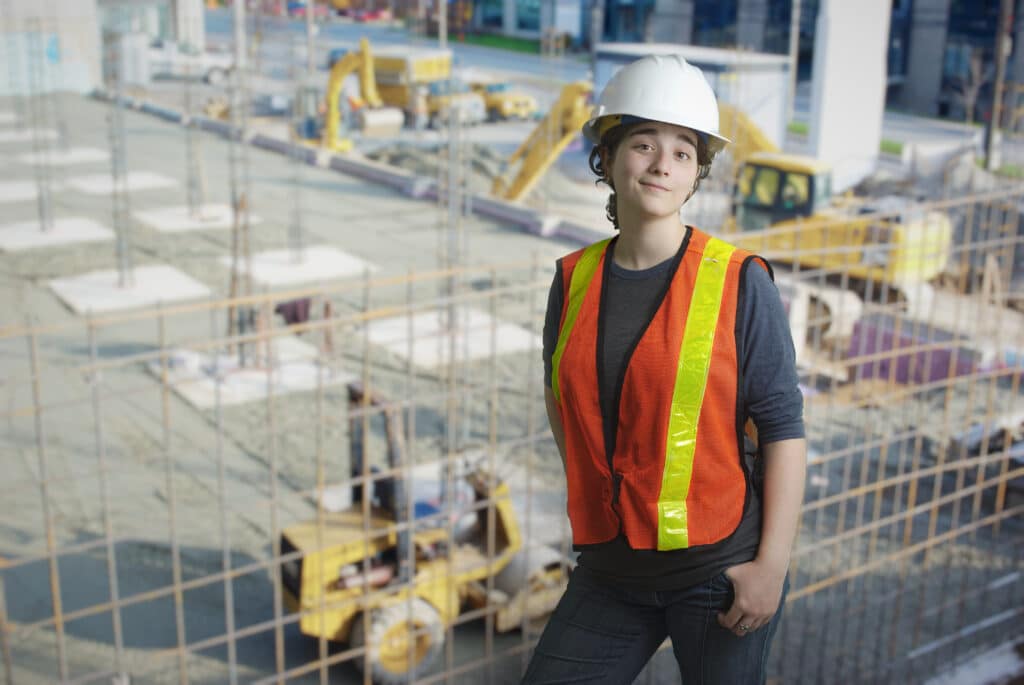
733, 153, 833, 231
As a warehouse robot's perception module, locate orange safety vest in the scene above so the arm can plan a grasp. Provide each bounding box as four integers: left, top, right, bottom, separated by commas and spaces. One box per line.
552, 228, 770, 551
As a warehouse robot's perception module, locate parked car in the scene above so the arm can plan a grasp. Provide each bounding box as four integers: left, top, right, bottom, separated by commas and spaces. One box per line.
287, 0, 330, 18
147, 39, 234, 86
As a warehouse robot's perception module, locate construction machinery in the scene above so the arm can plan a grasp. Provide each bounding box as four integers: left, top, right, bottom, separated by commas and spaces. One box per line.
469, 80, 538, 121
716, 103, 953, 288
493, 91, 950, 288
295, 37, 404, 152
372, 44, 486, 128
279, 383, 567, 684
491, 80, 592, 202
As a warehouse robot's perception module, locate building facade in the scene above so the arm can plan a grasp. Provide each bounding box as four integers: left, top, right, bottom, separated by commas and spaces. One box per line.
474, 0, 1023, 126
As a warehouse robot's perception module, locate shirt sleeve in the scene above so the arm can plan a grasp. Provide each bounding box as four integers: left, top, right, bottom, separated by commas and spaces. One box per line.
542, 263, 564, 388
738, 262, 805, 444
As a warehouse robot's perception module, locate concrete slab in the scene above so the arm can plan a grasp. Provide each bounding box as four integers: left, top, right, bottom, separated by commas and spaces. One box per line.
0, 128, 57, 143
0, 112, 16, 124
148, 337, 354, 408
16, 147, 110, 165
0, 217, 114, 252
48, 264, 211, 314
65, 171, 179, 195
0, 180, 62, 204
133, 204, 261, 233
364, 307, 542, 369
217, 246, 376, 286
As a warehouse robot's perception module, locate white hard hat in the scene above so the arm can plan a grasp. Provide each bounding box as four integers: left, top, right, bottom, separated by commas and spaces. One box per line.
582, 54, 730, 154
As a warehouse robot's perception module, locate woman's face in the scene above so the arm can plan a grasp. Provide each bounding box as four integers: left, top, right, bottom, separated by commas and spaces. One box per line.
605, 121, 700, 223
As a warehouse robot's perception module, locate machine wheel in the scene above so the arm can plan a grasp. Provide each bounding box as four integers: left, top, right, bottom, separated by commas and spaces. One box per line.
350, 599, 445, 684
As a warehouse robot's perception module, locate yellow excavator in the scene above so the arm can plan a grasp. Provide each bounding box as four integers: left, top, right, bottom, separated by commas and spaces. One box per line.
716, 103, 952, 287
491, 80, 592, 202
279, 383, 568, 684
295, 37, 404, 152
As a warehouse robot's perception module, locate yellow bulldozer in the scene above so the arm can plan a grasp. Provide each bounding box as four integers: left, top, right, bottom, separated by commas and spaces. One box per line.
279, 383, 567, 684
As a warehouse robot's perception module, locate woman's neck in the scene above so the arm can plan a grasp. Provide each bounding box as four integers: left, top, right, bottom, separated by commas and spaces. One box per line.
613, 218, 688, 270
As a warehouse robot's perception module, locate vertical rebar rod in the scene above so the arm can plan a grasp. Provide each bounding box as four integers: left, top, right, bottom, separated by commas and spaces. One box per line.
262, 297, 286, 682
184, 56, 205, 219
228, 0, 253, 362
288, 35, 306, 263
305, 0, 316, 76
27, 18, 53, 232
519, 255, 541, 676
27, 324, 68, 680
314, 301, 329, 685
311, 301, 327, 683
158, 307, 190, 684
87, 319, 126, 679
105, 29, 134, 288
0, 564, 12, 685
359, 268, 373, 685
213, 328, 239, 685
484, 268, 499, 685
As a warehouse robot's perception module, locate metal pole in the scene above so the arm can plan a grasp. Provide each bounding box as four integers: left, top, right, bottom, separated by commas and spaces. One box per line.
262, 297, 286, 682
786, 0, 802, 125
212, 332, 239, 685
27, 324, 69, 681
306, 0, 316, 76
27, 18, 54, 233
88, 319, 127, 680
439, 0, 448, 49
985, 0, 1013, 170
106, 29, 134, 288
158, 308, 190, 685
0, 564, 12, 685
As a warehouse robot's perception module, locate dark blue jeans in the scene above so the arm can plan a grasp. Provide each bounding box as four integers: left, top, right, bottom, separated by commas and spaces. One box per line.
522, 566, 788, 684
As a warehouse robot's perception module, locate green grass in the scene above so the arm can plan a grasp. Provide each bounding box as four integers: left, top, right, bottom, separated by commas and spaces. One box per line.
785, 122, 905, 156
880, 139, 903, 156
975, 158, 1024, 178
458, 33, 541, 54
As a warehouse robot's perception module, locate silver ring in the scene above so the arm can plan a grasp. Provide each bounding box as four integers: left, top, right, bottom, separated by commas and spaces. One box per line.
738, 623, 751, 632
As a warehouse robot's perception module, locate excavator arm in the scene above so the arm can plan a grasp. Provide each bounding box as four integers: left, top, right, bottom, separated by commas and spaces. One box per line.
323, 37, 384, 152
492, 80, 592, 202
717, 102, 780, 164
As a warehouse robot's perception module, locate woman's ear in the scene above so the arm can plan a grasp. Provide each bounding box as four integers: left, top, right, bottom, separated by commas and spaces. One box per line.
599, 145, 614, 188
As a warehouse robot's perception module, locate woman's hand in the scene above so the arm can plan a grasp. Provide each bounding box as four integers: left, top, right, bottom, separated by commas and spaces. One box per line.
716, 559, 787, 637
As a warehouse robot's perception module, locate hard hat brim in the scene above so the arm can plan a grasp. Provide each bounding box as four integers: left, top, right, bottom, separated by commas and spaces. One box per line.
582, 113, 730, 155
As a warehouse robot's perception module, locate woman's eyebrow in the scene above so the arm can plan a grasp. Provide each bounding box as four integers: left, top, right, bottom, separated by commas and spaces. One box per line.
627, 127, 698, 147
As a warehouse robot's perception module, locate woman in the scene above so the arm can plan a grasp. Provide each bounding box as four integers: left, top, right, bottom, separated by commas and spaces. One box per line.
523, 54, 807, 684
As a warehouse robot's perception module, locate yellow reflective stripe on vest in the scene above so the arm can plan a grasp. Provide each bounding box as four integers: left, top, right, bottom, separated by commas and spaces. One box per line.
551, 238, 612, 404
658, 237, 737, 550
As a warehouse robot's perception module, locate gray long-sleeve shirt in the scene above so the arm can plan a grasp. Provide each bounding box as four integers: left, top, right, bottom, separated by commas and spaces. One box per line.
543, 232, 804, 590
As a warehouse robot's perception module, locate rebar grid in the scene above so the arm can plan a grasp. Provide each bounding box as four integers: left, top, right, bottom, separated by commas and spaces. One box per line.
2, 194, 1022, 684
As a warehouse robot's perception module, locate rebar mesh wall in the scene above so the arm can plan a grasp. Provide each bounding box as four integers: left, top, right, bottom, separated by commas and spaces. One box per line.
2, 190, 1022, 684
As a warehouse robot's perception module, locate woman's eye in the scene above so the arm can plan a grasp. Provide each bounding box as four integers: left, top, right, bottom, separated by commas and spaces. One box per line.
677, 151, 691, 160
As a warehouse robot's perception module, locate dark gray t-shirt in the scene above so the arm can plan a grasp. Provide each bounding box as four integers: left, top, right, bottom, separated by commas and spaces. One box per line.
543, 231, 804, 590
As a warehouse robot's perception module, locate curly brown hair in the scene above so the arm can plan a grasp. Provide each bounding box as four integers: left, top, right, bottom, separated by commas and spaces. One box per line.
587, 121, 714, 231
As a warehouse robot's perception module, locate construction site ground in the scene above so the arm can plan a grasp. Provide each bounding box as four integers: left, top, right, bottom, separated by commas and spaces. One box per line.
0, 91, 578, 683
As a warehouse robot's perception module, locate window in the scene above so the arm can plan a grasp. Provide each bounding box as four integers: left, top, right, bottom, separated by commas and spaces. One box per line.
751, 166, 780, 207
